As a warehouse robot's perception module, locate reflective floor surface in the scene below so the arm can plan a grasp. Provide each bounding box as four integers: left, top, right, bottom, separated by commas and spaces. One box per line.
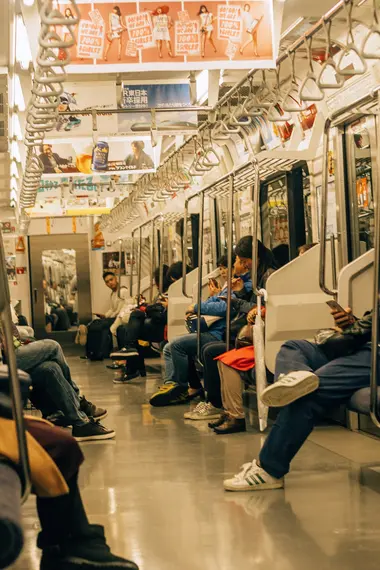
14, 357, 380, 570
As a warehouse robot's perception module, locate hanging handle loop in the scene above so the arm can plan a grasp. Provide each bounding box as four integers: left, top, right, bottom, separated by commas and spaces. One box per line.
298, 36, 324, 102
337, 0, 367, 75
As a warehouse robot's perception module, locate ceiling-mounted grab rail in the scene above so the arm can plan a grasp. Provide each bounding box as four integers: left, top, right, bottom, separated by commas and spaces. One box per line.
0, 229, 32, 503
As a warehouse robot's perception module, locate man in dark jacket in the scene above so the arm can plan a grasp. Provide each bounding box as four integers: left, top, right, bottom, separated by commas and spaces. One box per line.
224, 306, 375, 491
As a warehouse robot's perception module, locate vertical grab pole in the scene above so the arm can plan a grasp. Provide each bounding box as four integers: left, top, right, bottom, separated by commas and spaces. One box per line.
0, 230, 31, 503
159, 218, 165, 295
196, 192, 205, 360
330, 234, 338, 291
182, 199, 192, 298
129, 230, 135, 296
117, 238, 122, 297
370, 96, 380, 427
251, 159, 261, 295
226, 174, 235, 351
150, 218, 155, 303
137, 225, 143, 302
319, 118, 338, 298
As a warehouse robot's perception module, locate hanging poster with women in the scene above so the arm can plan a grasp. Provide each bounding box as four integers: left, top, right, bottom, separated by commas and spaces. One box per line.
67, 0, 276, 70
39, 137, 157, 178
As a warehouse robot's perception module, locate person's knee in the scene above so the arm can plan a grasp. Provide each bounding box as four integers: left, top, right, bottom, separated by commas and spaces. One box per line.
43, 338, 61, 352
163, 342, 172, 357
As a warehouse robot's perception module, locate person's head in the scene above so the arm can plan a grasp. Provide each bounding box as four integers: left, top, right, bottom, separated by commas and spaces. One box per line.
65, 8, 73, 17
153, 5, 169, 15
198, 4, 208, 14
217, 253, 235, 282
244, 3, 250, 11
41, 144, 53, 156
272, 243, 289, 268
166, 261, 192, 283
131, 141, 144, 157
298, 243, 317, 256
153, 264, 169, 291
113, 5, 121, 16
103, 271, 118, 291
234, 236, 274, 273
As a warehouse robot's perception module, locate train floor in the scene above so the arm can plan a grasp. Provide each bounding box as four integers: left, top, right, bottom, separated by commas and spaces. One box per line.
15, 356, 380, 570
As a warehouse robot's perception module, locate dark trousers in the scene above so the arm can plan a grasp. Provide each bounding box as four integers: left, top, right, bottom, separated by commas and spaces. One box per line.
259, 340, 373, 479
117, 310, 166, 374
201, 341, 227, 409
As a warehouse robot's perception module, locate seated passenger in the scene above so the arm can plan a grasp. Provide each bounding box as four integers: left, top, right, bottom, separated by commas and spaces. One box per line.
78, 271, 129, 349
298, 242, 317, 256
186, 237, 276, 421
110, 262, 190, 383
149, 254, 244, 407
223, 306, 372, 491
272, 243, 289, 268
0, 405, 138, 569
1, 325, 115, 442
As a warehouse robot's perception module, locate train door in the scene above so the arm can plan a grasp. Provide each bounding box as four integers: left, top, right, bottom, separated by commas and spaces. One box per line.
28, 234, 92, 340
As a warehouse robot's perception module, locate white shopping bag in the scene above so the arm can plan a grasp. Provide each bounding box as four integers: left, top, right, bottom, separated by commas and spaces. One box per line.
253, 289, 268, 432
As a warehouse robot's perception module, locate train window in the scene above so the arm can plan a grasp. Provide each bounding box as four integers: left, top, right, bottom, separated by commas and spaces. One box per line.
345, 117, 376, 259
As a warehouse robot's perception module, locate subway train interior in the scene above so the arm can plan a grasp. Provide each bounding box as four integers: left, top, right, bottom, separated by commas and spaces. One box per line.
2, 0, 380, 568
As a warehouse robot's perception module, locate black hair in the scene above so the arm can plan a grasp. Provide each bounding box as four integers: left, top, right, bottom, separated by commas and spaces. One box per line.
298, 243, 317, 255
217, 253, 236, 267
166, 261, 192, 282
154, 264, 169, 291
132, 140, 145, 151
113, 5, 122, 16
103, 271, 116, 280
272, 243, 289, 268
235, 235, 278, 273
198, 4, 208, 15
65, 7, 74, 16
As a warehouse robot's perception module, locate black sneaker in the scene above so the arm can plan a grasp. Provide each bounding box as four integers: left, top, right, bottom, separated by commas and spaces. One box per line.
79, 395, 107, 421
45, 411, 72, 428
208, 412, 228, 429
40, 525, 138, 570
149, 382, 190, 407
72, 419, 115, 442
113, 371, 142, 384
110, 346, 139, 359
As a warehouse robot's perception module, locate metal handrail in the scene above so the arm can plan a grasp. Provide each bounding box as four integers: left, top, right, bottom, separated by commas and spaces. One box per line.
150, 218, 156, 303
225, 175, 235, 351
319, 118, 338, 298
251, 159, 262, 296
117, 239, 122, 298
196, 192, 205, 359
370, 92, 380, 428
129, 230, 136, 295
0, 229, 31, 503
159, 218, 165, 296
182, 199, 192, 298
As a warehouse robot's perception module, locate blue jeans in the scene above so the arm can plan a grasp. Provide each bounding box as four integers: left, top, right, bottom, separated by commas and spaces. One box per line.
259, 340, 373, 479
16, 340, 87, 427
164, 332, 218, 387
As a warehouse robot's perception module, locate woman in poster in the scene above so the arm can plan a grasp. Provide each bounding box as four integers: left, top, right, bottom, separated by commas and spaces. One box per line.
104, 6, 127, 61
198, 5, 217, 58
239, 4, 263, 56
152, 6, 173, 58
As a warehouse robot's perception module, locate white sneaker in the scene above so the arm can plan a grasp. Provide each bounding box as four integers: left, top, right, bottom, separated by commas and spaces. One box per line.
184, 401, 222, 421
260, 370, 319, 408
224, 460, 284, 492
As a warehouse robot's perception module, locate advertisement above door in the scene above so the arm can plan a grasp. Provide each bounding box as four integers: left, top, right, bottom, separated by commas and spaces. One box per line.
64, 0, 276, 70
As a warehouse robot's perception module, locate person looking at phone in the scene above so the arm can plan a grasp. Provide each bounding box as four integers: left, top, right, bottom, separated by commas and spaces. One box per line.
149, 254, 238, 407
223, 304, 375, 491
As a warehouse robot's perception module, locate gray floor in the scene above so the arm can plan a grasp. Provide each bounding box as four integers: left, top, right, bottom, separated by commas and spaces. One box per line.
14, 357, 380, 570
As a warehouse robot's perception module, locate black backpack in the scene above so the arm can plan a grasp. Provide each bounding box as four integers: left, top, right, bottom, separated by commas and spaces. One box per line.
86, 319, 113, 361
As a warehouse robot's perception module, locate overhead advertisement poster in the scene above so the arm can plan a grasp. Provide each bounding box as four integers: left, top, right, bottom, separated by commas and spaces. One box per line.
38, 137, 157, 178
118, 82, 197, 134
67, 0, 276, 70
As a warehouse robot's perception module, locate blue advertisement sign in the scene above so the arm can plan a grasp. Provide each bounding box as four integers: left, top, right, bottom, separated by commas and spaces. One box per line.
119, 82, 197, 134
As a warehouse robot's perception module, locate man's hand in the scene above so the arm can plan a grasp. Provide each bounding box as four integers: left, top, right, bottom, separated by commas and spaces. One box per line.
231, 277, 244, 292
331, 307, 355, 331
186, 304, 195, 315
247, 307, 257, 324
94, 312, 105, 319
157, 298, 168, 309
208, 282, 221, 296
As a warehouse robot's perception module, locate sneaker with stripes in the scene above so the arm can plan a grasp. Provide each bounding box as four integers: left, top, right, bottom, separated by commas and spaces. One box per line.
223, 460, 284, 492
183, 401, 222, 421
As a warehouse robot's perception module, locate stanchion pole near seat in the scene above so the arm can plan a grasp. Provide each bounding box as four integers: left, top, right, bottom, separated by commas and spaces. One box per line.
0, 229, 31, 503
370, 91, 380, 428
225, 174, 235, 351
251, 158, 261, 296
182, 199, 192, 299
159, 217, 165, 296
196, 192, 205, 360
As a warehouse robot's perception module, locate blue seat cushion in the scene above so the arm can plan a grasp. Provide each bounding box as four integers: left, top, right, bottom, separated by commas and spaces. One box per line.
347, 387, 380, 415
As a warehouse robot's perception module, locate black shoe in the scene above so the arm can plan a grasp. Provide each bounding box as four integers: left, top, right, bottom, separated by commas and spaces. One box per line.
40, 525, 138, 570
208, 412, 228, 429
149, 382, 190, 407
72, 419, 115, 442
45, 411, 71, 428
113, 371, 142, 384
106, 362, 125, 370
188, 387, 205, 401
213, 417, 246, 434
110, 346, 139, 359
79, 395, 107, 421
